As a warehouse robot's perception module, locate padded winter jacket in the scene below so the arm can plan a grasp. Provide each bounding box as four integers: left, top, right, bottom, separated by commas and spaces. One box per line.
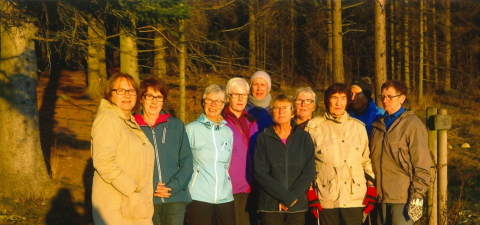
349, 100, 385, 136
245, 101, 273, 132
91, 99, 154, 225
186, 113, 234, 204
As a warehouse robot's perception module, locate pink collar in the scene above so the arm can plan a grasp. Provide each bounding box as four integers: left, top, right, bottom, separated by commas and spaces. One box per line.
134, 113, 170, 127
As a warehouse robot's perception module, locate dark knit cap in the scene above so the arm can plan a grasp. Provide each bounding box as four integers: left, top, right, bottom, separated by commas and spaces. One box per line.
351, 78, 373, 101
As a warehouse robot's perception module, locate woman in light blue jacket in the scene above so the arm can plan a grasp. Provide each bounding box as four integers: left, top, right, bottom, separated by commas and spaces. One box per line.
185, 84, 235, 225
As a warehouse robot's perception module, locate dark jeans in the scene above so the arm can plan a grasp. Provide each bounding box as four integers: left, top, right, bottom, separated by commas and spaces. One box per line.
152, 202, 187, 225
319, 207, 363, 225
185, 200, 236, 225
372, 203, 413, 225
262, 212, 305, 225
234, 193, 250, 225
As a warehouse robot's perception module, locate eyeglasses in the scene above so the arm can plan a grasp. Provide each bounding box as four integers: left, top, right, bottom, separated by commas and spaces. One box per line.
272, 106, 293, 112
229, 93, 249, 99
144, 94, 164, 102
204, 98, 225, 106
379, 95, 401, 101
295, 99, 314, 105
112, 88, 137, 96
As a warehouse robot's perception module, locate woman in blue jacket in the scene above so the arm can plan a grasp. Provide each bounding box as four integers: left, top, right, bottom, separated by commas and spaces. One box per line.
185, 84, 235, 225
134, 77, 193, 225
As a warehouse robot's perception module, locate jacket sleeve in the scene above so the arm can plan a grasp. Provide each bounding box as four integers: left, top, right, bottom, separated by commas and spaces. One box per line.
254, 133, 297, 206
91, 114, 137, 197
288, 133, 316, 199
360, 129, 375, 182
408, 118, 431, 199
165, 123, 193, 195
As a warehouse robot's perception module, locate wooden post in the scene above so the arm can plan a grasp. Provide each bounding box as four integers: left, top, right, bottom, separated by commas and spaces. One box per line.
426, 107, 438, 225
437, 109, 450, 225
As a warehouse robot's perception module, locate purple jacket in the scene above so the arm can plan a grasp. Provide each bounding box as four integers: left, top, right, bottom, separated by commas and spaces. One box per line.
223, 108, 259, 195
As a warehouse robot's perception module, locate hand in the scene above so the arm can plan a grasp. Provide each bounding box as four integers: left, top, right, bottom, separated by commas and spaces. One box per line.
290, 199, 298, 207
363, 186, 376, 214
154, 182, 172, 198
307, 188, 323, 218
279, 203, 288, 211
407, 197, 423, 222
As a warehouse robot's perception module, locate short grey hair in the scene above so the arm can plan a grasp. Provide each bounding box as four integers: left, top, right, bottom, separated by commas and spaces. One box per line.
202, 83, 227, 102
226, 77, 249, 94
295, 87, 317, 104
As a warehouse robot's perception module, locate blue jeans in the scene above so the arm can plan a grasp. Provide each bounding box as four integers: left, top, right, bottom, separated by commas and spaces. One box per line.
152, 202, 187, 225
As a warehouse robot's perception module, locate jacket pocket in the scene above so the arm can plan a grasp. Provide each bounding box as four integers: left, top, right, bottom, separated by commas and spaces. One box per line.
316, 166, 339, 202
120, 192, 149, 219
191, 167, 199, 187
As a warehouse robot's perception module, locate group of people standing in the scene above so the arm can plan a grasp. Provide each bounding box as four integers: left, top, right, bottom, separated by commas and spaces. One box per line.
90, 71, 431, 225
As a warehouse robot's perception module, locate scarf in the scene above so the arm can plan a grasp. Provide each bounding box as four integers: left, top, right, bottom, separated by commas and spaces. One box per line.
248, 94, 272, 109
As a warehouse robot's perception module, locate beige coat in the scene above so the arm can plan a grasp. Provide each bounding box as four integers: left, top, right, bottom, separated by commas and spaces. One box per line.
305, 112, 374, 209
370, 111, 431, 204
91, 99, 154, 225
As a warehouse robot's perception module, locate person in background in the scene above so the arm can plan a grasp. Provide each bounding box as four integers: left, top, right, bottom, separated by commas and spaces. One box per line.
246, 71, 274, 131
185, 84, 236, 225
348, 78, 385, 136
91, 73, 154, 225
254, 94, 315, 225
305, 83, 376, 225
134, 77, 193, 225
369, 80, 431, 225
294, 87, 318, 130
222, 78, 259, 225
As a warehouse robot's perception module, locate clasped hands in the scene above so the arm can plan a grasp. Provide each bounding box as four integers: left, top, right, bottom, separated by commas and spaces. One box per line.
279, 199, 298, 211
154, 182, 172, 198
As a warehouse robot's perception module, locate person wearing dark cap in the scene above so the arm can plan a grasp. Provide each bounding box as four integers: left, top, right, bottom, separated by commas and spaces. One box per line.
348, 78, 385, 136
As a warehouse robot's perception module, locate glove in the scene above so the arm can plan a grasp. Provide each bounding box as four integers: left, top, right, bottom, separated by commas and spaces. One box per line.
408, 197, 423, 222
307, 188, 323, 218
363, 186, 376, 214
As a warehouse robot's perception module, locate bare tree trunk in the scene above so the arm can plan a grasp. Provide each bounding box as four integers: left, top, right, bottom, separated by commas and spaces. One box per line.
326, 0, 333, 88
86, 16, 107, 99
0, 2, 53, 198
404, 0, 410, 89
390, 0, 395, 80
290, 0, 295, 84
332, 0, 344, 83
248, 2, 256, 70
179, 19, 186, 122
433, 0, 438, 89
120, 19, 139, 84
395, 1, 402, 80
153, 23, 167, 78
419, 0, 424, 104
444, 0, 451, 91
424, 0, 430, 91
375, 0, 387, 106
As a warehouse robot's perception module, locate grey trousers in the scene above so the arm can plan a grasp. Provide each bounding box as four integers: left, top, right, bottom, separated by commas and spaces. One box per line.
372, 203, 413, 225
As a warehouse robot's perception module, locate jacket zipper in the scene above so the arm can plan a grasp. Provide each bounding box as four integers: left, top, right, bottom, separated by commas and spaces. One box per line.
212, 127, 219, 204
191, 167, 199, 187
152, 128, 165, 203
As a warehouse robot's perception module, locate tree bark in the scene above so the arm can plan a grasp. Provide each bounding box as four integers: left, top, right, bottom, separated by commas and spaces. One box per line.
433, 0, 438, 89
375, 0, 387, 106
120, 18, 139, 84
424, 0, 430, 91
419, 0, 424, 104
444, 0, 451, 91
248, 2, 256, 70
153, 23, 167, 78
86, 15, 107, 99
395, 1, 402, 80
0, 2, 53, 198
332, 0, 344, 83
404, 0, 410, 89
179, 19, 186, 122
326, 0, 333, 88
390, 0, 395, 80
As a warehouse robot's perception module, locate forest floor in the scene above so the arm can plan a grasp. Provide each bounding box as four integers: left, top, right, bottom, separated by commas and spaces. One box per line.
0, 69, 479, 225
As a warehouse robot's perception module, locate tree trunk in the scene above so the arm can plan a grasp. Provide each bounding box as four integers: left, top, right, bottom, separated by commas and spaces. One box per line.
390, 0, 395, 80
433, 0, 438, 89
290, 0, 295, 84
248, 2, 256, 70
419, 0, 424, 104
404, 0, 410, 89
153, 23, 167, 78
444, 0, 451, 91
326, 0, 333, 88
424, 0, 430, 91
179, 19, 186, 122
120, 19, 139, 84
86, 15, 107, 99
0, 2, 53, 198
332, 0, 344, 83
375, 0, 387, 106
395, 1, 402, 80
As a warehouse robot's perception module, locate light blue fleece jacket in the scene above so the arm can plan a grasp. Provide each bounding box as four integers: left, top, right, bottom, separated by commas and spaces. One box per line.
186, 113, 234, 204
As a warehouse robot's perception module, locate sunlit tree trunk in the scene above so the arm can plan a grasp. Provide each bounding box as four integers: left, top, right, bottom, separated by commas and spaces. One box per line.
86, 16, 107, 99
424, 0, 430, 91
248, 2, 256, 70
375, 0, 387, 106
404, 0, 410, 89
444, 0, 451, 91
153, 23, 167, 78
120, 18, 139, 83
0, 1, 53, 198
326, 0, 333, 87
419, 0, 424, 104
433, 0, 438, 89
332, 0, 344, 83
179, 19, 186, 122
290, 0, 295, 83
395, 1, 402, 80
390, 0, 395, 80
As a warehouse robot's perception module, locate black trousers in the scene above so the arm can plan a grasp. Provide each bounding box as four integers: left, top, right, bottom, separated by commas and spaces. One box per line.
262, 212, 306, 225
319, 207, 363, 225
185, 200, 236, 225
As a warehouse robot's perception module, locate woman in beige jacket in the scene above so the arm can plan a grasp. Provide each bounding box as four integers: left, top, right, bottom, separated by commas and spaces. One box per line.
305, 83, 375, 225
91, 73, 155, 225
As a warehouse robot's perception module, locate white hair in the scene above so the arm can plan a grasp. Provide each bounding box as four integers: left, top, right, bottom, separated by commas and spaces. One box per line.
202, 83, 226, 102
226, 77, 249, 94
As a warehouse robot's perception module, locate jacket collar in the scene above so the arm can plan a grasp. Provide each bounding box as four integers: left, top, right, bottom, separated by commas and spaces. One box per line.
98, 99, 140, 129
196, 113, 226, 130
133, 110, 170, 127
223, 105, 256, 123
371, 110, 414, 132
264, 121, 299, 140
324, 111, 349, 124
